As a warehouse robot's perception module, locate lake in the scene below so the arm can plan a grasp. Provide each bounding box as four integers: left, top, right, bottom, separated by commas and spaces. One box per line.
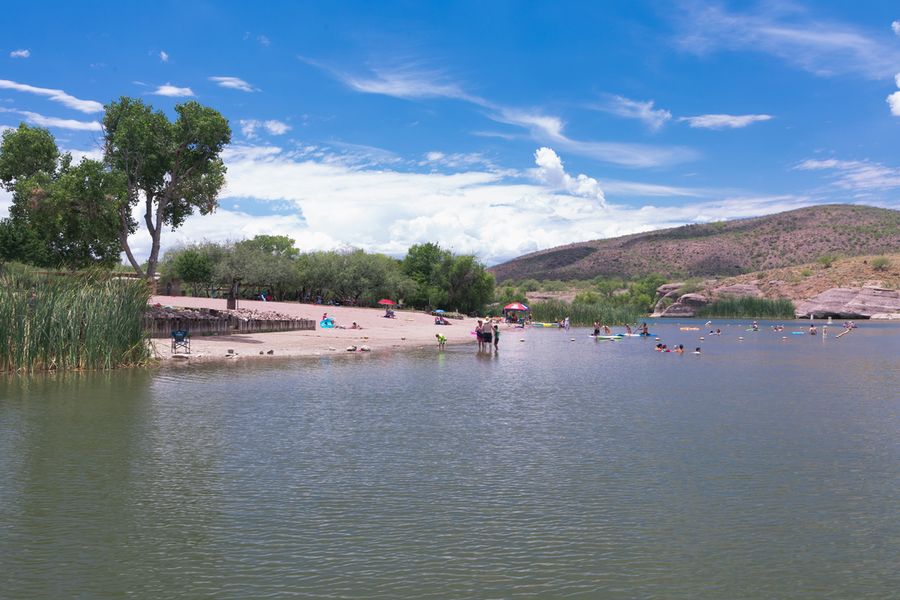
1, 320, 898, 599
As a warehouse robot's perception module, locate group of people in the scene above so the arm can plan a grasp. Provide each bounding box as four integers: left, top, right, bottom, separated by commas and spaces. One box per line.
475, 319, 500, 351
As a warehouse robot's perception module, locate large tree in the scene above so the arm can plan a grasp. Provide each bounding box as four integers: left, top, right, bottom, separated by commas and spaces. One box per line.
102, 97, 231, 279
0, 124, 122, 268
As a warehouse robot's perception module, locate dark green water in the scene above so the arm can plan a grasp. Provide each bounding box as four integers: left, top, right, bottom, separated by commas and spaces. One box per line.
1, 321, 898, 599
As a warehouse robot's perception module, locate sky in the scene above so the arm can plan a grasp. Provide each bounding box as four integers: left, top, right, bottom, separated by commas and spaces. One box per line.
1, 0, 899, 265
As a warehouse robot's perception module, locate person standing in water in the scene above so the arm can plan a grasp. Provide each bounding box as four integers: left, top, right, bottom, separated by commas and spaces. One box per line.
481, 319, 493, 350
475, 320, 484, 351
492, 324, 500, 350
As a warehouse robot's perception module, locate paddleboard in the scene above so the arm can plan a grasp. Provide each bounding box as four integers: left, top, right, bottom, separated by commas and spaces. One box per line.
791, 331, 805, 335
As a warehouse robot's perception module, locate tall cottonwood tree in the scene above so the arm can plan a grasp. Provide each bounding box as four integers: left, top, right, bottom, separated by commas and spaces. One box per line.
102, 97, 231, 279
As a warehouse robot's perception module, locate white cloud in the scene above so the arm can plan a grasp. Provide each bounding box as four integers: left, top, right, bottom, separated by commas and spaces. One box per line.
304, 59, 695, 168
18, 110, 102, 131
533, 147, 605, 206
159, 51, 169, 63
120, 141, 813, 265
679, 114, 773, 129
421, 151, 493, 170
151, 83, 195, 97
492, 108, 697, 168
893, 21, 900, 36
0, 188, 11, 219
239, 119, 291, 138
9, 49, 30, 59
889, 92, 900, 116
797, 158, 900, 191
598, 95, 672, 130
676, 3, 900, 80
0, 79, 102, 113
209, 76, 256, 92
258, 35, 271, 47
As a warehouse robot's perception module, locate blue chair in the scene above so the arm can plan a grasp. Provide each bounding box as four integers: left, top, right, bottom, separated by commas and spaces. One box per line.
171, 329, 190, 353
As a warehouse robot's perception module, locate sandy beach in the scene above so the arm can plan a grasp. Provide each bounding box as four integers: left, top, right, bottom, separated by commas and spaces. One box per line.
149, 295, 490, 361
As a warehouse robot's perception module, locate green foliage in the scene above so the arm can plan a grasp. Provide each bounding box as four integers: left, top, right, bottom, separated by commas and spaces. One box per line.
400, 242, 494, 312
697, 296, 795, 319
519, 278, 540, 292
871, 256, 890, 271
0, 125, 122, 268
529, 299, 638, 326
817, 254, 837, 268
0, 124, 59, 188
800, 268, 813, 277
173, 249, 214, 295
103, 97, 231, 278
0, 265, 151, 372
573, 291, 601, 304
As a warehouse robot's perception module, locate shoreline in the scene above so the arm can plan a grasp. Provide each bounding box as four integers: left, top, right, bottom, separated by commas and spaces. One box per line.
149, 295, 487, 362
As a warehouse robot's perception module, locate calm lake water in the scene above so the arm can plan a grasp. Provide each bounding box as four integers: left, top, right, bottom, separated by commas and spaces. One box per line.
1, 320, 898, 599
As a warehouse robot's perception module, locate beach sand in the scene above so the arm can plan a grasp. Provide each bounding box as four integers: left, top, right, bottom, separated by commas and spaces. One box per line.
149, 296, 489, 361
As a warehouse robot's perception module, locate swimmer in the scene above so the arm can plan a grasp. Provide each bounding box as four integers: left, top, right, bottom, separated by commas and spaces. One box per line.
693, 347, 701, 354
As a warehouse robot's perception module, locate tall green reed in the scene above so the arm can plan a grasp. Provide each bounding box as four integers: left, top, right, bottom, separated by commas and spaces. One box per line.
0, 266, 151, 372
528, 299, 640, 326
697, 296, 796, 319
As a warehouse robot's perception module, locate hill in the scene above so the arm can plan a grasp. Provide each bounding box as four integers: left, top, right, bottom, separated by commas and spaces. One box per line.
490, 205, 900, 282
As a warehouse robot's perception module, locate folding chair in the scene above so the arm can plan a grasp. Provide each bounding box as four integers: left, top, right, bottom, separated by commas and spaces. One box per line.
171, 329, 191, 353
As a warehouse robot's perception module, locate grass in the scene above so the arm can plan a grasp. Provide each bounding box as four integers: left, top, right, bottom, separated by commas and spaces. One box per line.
529, 299, 639, 326
697, 296, 795, 319
0, 265, 151, 373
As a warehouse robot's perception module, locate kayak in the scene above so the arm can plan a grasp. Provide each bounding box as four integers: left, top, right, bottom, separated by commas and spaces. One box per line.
623, 333, 655, 337
590, 334, 623, 340
531, 322, 558, 327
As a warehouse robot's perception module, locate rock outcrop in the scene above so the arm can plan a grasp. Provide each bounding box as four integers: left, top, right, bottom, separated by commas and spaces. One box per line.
794, 286, 900, 319
714, 283, 762, 298
654, 292, 709, 318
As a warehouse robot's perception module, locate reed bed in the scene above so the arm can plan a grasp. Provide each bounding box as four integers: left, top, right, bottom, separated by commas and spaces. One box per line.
528, 299, 640, 326
697, 296, 796, 319
0, 267, 151, 372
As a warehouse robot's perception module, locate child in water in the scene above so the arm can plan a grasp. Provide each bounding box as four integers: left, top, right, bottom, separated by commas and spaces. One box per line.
435, 333, 446, 349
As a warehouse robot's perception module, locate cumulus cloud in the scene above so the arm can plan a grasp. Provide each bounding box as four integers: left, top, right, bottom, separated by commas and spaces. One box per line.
893, 21, 900, 36
9, 49, 30, 59
239, 119, 291, 138
888, 74, 900, 116
148, 142, 804, 265
209, 76, 256, 92
0, 79, 102, 113
598, 95, 672, 130
159, 50, 169, 63
533, 147, 606, 206
151, 83, 194, 97
679, 114, 773, 129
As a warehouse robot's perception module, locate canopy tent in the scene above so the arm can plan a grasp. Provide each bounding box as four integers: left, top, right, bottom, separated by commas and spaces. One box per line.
502, 302, 530, 312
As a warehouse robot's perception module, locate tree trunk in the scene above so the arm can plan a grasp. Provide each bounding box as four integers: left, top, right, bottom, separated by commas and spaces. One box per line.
118, 203, 143, 277
144, 196, 166, 280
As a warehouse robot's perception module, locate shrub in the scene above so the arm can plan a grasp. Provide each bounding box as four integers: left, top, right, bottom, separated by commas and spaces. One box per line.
871, 257, 890, 272
818, 254, 837, 268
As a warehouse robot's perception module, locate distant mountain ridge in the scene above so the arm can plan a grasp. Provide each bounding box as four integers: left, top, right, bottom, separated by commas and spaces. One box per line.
490, 205, 900, 282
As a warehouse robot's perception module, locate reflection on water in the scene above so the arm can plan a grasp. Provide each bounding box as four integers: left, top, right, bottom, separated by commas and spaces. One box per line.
1, 321, 898, 599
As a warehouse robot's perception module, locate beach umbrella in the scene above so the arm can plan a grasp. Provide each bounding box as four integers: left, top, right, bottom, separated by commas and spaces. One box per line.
434, 309, 446, 313
377, 299, 397, 306
503, 302, 529, 312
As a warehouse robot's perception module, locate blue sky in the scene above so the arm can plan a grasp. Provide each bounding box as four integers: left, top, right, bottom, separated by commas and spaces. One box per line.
2, 1, 899, 264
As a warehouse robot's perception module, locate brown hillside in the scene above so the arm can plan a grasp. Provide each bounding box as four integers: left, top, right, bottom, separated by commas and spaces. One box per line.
490, 204, 900, 282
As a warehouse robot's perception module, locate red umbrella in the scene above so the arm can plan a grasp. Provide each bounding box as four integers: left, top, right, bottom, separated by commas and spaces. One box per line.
377, 299, 397, 306
503, 302, 529, 311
